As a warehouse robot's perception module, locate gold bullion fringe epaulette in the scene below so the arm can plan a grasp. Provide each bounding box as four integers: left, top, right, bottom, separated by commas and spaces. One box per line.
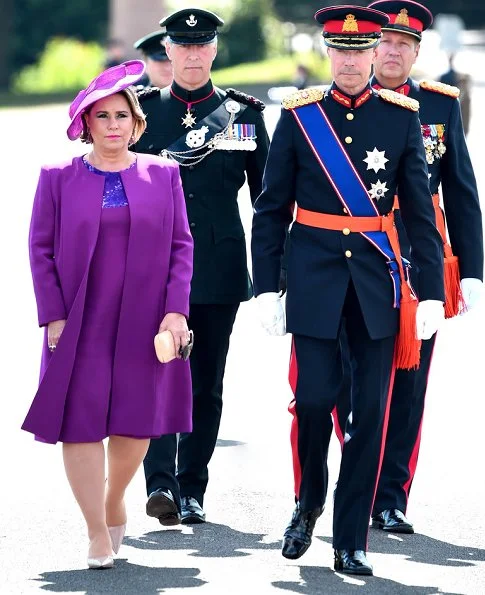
420, 80, 460, 98
378, 88, 419, 112
226, 88, 266, 111
282, 87, 324, 110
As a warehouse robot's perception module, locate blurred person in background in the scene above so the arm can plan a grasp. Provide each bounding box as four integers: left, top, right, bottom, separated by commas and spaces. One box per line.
104, 38, 126, 69
294, 64, 310, 90
440, 53, 471, 135
22, 61, 194, 570
134, 30, 173, 89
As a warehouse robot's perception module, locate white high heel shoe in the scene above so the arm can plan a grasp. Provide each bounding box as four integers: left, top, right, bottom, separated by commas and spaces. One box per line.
108, 524, 126, 555
87, 555, 114, 569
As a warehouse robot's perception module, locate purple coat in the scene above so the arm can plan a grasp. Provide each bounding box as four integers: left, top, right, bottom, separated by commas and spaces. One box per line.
22, 154, 194, 444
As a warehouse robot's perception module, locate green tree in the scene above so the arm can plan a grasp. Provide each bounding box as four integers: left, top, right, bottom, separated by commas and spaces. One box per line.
217, 0, 269, 67
273, 0, 341, 23
11, 0, 108, 82
167, 0, 278, 69
0, 0, 14, 88
13, 38, 104, 94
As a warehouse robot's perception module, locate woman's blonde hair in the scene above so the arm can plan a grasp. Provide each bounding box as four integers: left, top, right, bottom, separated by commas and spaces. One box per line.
80, 87, 147, 144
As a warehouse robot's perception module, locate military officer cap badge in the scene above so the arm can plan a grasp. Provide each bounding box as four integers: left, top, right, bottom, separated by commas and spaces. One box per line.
314, 5, 389, 50
368, 0, 433, 41
133, 30, 169, 61
160, 8, 224, 45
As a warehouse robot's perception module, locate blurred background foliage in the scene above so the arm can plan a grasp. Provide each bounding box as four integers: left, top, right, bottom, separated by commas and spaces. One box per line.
11, 0, 108, 78
13, 38, 104, 94
212, 53, 330, 86
2, 0, 483, 97
3, 0, 329, 96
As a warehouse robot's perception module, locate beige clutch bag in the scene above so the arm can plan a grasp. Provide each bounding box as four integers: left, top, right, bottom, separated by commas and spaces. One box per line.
154, 330, 176, 363
154, 329, 194, 363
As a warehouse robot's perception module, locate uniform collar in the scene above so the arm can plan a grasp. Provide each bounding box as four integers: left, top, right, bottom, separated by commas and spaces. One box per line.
371, 75, 411, 96
329, 81, 373, 109
170, 79, 214, 102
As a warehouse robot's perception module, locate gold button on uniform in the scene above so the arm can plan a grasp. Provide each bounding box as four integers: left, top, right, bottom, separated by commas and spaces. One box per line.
345, 136, 352, 144
342, 228, 350, 235
345, 250, 352, 258
346, 113, 354, 120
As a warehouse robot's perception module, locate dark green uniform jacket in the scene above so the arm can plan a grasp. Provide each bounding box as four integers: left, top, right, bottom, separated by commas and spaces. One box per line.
134, 80, 270, 304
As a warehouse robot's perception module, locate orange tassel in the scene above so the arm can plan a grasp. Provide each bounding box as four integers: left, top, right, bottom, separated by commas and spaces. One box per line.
432, 196, 464, 318
443, 254, 464, 319
395, 293, 421, 370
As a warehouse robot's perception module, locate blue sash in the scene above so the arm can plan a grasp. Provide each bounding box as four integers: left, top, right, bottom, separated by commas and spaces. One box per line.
291, 101, 406, 307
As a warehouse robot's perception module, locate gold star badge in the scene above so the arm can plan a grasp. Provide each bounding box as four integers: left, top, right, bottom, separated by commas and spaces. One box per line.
182, 109, 196, 128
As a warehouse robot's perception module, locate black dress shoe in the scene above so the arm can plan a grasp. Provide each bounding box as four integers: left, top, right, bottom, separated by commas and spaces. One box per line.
281, 503, 322, 560
372, 509, 414, 534
334, 549, 373, 576
146, 488, 181, 526
181, 496, 206, 524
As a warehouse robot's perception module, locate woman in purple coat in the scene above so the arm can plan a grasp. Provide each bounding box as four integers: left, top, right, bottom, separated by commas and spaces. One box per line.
22, 61, 194, 569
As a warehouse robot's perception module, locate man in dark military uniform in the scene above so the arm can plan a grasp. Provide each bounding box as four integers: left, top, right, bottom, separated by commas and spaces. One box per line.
251, 5, 445, 576
133, 30, 172, 89
134, 8, 269, 526
333, 0, 483, 536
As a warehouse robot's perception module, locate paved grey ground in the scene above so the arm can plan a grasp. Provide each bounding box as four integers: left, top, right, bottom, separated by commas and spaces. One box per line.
1, 84, 484, 594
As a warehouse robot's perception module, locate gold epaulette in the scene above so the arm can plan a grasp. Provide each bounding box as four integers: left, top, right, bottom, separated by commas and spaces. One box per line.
378, 88, 419, 112
282, 87, 324, 110
420, 80, 460, 98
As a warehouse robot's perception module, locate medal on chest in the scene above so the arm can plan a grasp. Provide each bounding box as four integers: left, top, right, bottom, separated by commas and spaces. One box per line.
181, 108, 197, 128
161, 96, 257, 166
363, 147, 389, 173
185, 126, 210, 148
171, 86, 216, 129
421, 124, 446, 164
368, 180, 389, 201
216, 100, 256, 151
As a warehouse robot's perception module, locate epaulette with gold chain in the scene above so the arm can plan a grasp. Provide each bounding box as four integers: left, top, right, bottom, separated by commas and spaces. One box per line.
420, 80, 460, 98
378, 88, 419, 112
282, 87, 324, 110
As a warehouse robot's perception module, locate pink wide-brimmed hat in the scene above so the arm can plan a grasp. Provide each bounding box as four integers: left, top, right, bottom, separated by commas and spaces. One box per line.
67, 60, 146, 140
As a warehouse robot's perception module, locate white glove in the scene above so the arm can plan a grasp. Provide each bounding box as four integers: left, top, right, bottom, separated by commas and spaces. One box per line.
460, 278, 483, 312
256, 292, 286, 336
416, 299, 444, 340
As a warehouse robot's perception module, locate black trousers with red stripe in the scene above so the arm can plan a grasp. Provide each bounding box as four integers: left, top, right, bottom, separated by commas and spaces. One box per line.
372, 334, 436, 515
289, 283, 396, 550
335, 332, 436, 516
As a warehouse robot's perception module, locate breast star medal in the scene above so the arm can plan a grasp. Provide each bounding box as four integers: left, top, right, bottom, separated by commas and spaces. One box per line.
369, 180, 388, 200
363, 147, 389, 173
181, 109, 196, 128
